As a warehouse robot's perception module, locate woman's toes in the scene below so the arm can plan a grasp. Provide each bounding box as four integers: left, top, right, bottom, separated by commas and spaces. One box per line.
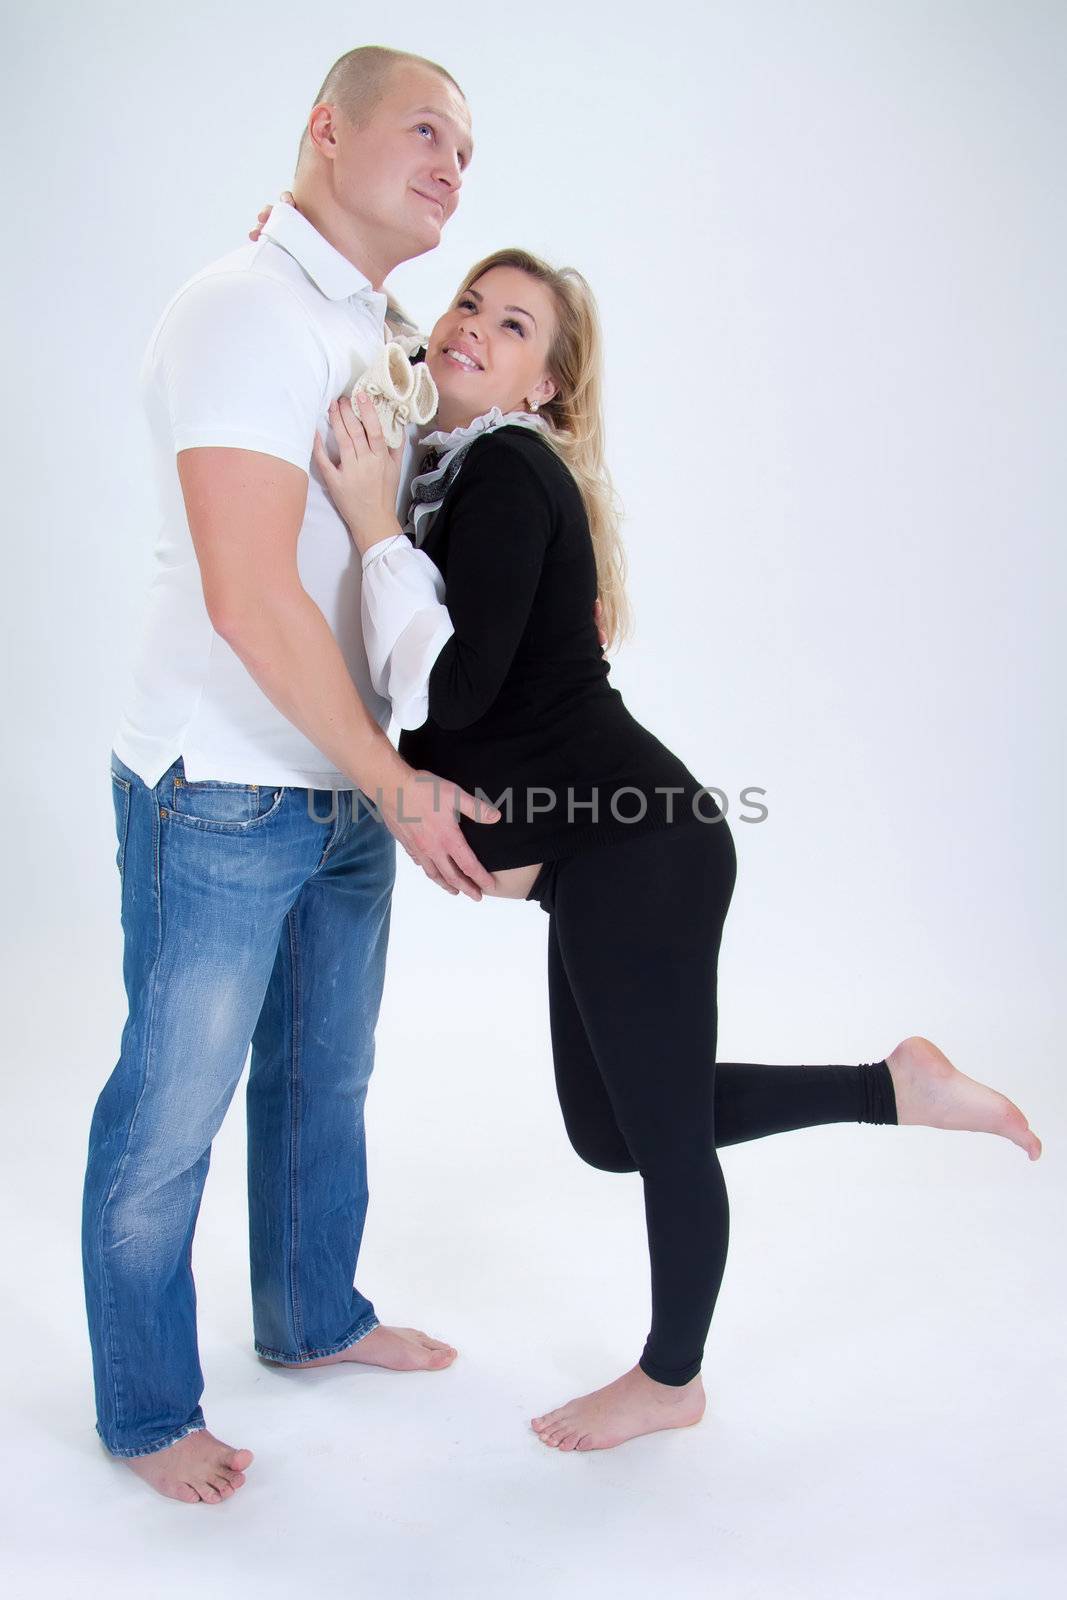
210, 1478, 234, 1499
175, 1482, 201, 1503
557, 1431, 582, 1451
229, 1448, 254, 1471
198, 1483, 222, 1503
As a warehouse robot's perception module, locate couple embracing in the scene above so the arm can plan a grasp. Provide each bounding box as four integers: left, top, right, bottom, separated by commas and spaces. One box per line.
84, 44, 1040, 1505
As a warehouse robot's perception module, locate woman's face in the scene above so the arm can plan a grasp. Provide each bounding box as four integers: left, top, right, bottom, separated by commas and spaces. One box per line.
425, 265, 559, 431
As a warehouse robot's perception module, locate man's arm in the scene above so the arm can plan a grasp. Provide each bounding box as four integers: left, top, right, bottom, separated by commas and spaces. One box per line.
177, 444, 499, 898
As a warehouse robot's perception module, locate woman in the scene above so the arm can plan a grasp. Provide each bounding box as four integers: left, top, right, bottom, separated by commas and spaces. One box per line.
255, 204, 1041, 1453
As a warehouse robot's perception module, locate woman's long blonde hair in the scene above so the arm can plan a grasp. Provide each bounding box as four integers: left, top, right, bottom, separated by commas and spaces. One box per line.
395, 249, 633, 649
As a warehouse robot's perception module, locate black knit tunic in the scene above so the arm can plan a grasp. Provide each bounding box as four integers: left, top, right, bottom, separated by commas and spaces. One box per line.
397, 425, 709, 870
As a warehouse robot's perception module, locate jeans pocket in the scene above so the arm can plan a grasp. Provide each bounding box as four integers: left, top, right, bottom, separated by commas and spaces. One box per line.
166, 774, 286, 831
110, 769, 132, 878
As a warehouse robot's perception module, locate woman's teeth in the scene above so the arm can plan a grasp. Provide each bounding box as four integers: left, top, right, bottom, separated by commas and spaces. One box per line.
444, 348, 481, 371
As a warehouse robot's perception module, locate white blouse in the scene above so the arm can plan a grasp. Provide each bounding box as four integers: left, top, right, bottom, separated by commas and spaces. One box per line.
361, 407, 548, 731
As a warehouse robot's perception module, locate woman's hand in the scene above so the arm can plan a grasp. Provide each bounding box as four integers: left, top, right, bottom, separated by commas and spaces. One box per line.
312, 392, 405, 554
249, 190, 295, 241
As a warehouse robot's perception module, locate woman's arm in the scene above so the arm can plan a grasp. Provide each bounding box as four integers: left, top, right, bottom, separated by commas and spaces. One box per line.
420, 440, 553, 730
360, 535, 456, 730
360, 438, 553, 731
315, 401, 556, 733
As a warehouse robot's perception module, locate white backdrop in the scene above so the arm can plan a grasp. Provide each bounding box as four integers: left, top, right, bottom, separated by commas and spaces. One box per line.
2, 2, 1063, 1597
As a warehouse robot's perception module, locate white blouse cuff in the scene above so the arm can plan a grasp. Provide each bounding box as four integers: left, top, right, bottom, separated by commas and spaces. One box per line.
360, 536, 455, 731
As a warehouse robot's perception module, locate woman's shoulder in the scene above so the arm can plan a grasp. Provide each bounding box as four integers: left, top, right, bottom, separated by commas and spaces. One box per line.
465, 425, 581, 503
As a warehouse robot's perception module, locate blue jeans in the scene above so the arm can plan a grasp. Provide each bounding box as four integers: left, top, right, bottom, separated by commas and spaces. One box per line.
83, 753, 396, 1457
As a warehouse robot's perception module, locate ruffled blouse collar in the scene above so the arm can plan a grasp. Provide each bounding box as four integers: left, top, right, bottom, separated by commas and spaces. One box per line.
417, 404, 548, 455
404, 406, 549, 545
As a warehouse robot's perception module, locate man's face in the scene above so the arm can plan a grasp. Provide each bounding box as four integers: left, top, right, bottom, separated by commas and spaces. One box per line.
331, 64, 473, 262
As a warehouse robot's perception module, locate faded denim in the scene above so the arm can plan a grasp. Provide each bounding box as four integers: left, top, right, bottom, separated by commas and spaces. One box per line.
83, 753, 395, 1457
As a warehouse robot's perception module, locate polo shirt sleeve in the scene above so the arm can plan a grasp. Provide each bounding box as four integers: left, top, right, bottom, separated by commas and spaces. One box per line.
152, 272, 330, 471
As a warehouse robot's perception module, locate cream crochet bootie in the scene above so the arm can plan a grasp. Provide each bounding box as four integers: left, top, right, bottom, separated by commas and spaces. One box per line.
349, 342, 439, 447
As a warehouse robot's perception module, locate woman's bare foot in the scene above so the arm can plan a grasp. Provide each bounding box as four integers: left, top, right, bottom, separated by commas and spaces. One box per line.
885, 1036, 1042, 1158
531, 1365, 705, 1451
275, 1324, 457, 1372
124, 1429, 253, 1504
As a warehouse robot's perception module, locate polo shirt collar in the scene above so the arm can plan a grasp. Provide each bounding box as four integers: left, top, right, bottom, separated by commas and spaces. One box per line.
260, 202, 389, 327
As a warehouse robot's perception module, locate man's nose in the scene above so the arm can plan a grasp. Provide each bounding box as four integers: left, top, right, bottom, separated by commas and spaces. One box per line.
432, 149, 464, 190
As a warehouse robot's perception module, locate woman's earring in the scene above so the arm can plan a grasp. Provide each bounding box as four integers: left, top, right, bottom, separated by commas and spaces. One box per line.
529, 400, 539, 412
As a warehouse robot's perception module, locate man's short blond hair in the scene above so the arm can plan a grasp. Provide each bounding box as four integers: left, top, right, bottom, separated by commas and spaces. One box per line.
295, 45, 464, 171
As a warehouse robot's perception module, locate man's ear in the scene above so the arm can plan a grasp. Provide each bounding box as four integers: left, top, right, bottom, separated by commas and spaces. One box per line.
306, 104, 341, 162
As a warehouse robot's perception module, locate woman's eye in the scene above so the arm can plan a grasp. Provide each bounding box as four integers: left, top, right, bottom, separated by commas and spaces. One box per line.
416, 124, 434, 140
504, 319, 525, 336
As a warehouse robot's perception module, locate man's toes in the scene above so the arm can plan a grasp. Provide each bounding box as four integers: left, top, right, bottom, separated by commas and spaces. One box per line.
536, 1430, 560, 1447
210, 1477, 235, 1499
557, 1431, 583, 1451
421, 1336, 456, 1354
227, 1447, 254, 1471
197, 1482, 222, 1503
174, 1481, 201, 1503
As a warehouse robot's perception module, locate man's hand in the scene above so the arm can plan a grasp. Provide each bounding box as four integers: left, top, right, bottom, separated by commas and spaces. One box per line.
378, 771, 501, 899
249, 190, 296, 241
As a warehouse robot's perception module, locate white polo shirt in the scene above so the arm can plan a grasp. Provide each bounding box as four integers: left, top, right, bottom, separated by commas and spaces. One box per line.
113, 202, 399, 790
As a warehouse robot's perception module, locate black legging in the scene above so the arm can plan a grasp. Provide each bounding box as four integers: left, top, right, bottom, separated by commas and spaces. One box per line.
529, 816, 897, 1386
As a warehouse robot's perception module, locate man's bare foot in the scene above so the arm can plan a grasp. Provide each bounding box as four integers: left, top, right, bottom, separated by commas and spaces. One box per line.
885, 1036, 1042, 1159
124, 1429, 253, 1504
276, 1324, 457, 1372
531, 1365, 705, 1451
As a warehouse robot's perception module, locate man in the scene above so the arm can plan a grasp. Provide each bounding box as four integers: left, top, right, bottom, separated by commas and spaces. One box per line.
83, 45, 494, 1506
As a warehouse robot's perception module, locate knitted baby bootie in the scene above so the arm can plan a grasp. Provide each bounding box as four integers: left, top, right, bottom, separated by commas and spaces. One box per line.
350, 342, 439, 447
409, 362, 438, 427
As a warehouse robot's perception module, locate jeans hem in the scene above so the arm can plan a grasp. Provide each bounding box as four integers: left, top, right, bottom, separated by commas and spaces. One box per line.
98, 1418, 207, 1460
254, 1311, 380, 1365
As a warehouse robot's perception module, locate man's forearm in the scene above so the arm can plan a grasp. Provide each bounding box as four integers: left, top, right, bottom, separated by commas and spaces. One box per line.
217, 582, 408, 805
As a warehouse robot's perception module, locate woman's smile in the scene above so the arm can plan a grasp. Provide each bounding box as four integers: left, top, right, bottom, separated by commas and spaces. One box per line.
440, 344, 484, 372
